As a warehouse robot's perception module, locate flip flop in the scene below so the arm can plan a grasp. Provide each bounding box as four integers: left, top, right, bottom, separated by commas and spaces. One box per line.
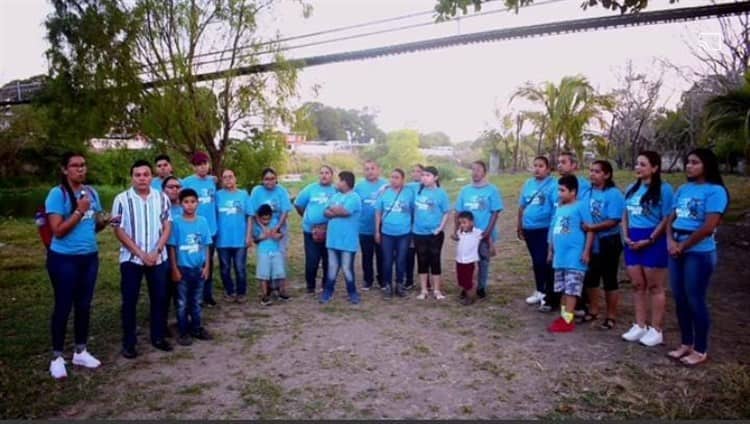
667, 346, 693, 360
680, 352, 709, 367
577, 313, 598, 324
599, 318, 615, 330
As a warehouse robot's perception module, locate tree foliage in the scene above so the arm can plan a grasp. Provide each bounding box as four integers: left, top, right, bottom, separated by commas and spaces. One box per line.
294, 102, 385, 143
380, 129, 424, 171
419, 131, 452, 148
434, 0, 673, 20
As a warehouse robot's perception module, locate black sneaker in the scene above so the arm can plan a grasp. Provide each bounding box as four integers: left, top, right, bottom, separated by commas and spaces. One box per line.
403, 283, 415, 291
261, 296, 272, 306
177, 335, 193, 346
192, 328, 213, 341
121, 347, 138, 359
279, 293, 291, 301
153, 339, 173, 352
383, 287, 393, 300
477, 287, 487, 299
459, 290, 466, 300
202, 298, 217, 308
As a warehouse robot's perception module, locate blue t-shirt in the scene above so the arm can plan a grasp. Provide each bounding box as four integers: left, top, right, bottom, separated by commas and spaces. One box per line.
550, 201, 593, 272
249, 185, 292, 224
326, 191, 362, 252
454, 183, 504, 241
589, 186, 625, 239
624, 182, 674, 229
413, 186, 451, 235
45, 186, 102, 255
181, 175, 218, 236
672, 182, 728, 253
169, 215, 212, 269
519, 177, 555, 230
406, 181, 421, 193
376, 186, 415, 236
170, 204, 183, 220
151, 177, 163, 192
215, 189, 250, 248
294, 182, 337, 233
253, 221, 282, 255
354, 178, 388, 235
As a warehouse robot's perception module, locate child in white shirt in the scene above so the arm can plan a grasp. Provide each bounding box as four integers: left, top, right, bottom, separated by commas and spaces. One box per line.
452, 211, 484, 305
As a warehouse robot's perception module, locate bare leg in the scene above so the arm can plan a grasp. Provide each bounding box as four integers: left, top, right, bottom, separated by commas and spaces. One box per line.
418, 273, 428, 295
627, 266, 648, 327
605, 290, 620, 321
431, 274, 442, 294
587, 287, 601, 316
644, 267, 667, 330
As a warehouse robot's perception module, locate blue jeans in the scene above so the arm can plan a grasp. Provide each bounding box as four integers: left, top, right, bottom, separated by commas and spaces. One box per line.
303, 232, 328, 292
669, 251, 717, 354
203, 237, 217, 302
359, 234, 383, 288
46, 251, 99, 353
406, 234, 416, 285
218, 247, 247, 296
523, 228, 552, 293
177, 266, 205, 336
380, 233, 409, 289
120, 261, 169, 348
323, 249, 358, 301
478, 238, 491, 291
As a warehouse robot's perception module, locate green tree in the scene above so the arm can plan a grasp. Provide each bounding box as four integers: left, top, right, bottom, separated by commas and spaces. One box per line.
297, 102, 385, 143
419, 131, 452, 147
381, 129, 424, 171
434, 0, 671, 20
704, 70, 750, 172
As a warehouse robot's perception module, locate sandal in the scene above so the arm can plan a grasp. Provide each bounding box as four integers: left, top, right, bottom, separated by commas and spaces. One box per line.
577, 313, 598, 324
599, 318, 616, 330
680, 351, 709, 367
667, 345, 693, 360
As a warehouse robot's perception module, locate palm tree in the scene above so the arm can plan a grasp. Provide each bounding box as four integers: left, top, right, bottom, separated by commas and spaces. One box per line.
704, 70, 750, 170
511, 75, 611, 161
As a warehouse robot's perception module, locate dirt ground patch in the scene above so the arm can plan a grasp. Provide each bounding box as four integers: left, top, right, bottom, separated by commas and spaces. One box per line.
62, 210, 750, 419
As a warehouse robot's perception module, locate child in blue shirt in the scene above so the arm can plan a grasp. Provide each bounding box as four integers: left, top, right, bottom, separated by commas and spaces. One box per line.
168, 188, 213, 346
253, 204, 286, 306
547, 175, 594, 333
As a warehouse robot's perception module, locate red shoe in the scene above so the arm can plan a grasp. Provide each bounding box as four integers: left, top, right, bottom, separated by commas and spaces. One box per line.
548, 317, 575, 333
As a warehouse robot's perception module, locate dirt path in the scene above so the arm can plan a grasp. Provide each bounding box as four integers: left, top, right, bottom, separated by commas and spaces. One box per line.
62, 210, 750, 419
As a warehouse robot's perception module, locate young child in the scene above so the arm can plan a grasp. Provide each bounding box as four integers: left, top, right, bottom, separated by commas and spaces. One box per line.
452, 211, 484, 306
253, 204, 287, 306
168, 188, 213, 346
547, 175, 594, 333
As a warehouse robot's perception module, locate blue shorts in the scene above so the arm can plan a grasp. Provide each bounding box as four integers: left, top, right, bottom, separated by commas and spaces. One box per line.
554, 269, 585, 297
256, 252, 286, 281
624, 227, 668, 268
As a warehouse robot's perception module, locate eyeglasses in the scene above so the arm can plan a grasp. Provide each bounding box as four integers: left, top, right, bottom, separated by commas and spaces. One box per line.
263, 177, 276, 181
166, 185, 181, 189
68, 163, 86, 168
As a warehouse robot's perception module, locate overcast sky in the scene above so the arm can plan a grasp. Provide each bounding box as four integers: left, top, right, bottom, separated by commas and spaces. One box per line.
0, 0, 733, 141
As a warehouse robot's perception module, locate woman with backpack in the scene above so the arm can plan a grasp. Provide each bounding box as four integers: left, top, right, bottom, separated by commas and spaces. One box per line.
44, 152, 111, 379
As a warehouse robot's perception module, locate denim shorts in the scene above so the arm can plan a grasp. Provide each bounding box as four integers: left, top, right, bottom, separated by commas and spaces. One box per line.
256, 252, 286, 280
624, 227, 668, 268
554, 269, 585, 297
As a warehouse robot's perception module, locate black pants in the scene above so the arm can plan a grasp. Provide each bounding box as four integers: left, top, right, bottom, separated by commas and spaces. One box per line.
584, 234, 623, 291
414, 232, 444, 275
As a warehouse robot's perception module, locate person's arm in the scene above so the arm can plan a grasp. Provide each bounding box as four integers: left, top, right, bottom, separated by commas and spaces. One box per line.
516, 206, 525, 240
294, 186, 308, 217
621, 209, 631, 246
147, 220, 171, 264
168, 246, 181, 282
114, 227, 154, 266
374, 210, 382, 244
295, 204, 305, 217
675, 214, 722, 254
201, 245, 210, 279
245, 215, 253, 248
47, 189, 91, 238
273, 212, 289, 233
582, 230, 594, 265
482, 211, 500, 240
584, 219, 619, 233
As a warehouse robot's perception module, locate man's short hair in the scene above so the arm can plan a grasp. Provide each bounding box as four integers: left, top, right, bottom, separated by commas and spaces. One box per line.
179, 188, 198, 202
155, 154, 171, 164
338, 171, 355, 189
131, 159, 152, 175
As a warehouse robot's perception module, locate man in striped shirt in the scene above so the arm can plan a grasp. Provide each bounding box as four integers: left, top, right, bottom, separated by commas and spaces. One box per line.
113, 160, 173, 358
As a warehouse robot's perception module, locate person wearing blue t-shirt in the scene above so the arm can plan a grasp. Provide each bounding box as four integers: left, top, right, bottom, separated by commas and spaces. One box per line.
44, 152, 111, 380
181, 151, 218, 306
151, 154, 175, 192
404, 164, 424, 290
249, 167, 292, 261
453, 160, 504, 299
295, 166, 337, 294
581, 160, 625, 329
168, 189, 213, 346
547, 175, 594, 333
665, 148, 729, 367
216, 169, 251, 302
621, 151, 674, 347
320, 171, 362, 305
354, 160, 388, 290
412, 166, 450, 301
376, 168, 416, 299
517, 156, 556, 309
161, 175, 182, 333
253, 204, 287, 306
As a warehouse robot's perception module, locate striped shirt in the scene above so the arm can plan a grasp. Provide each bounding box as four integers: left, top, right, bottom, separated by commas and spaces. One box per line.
113, 187, 172, 265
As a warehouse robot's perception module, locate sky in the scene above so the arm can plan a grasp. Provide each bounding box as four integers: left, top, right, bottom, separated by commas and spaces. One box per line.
0, 0, 734, 142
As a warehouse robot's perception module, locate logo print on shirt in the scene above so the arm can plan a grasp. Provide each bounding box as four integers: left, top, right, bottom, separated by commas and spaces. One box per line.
199, 188, 213, 205
180, 232, 202, 254
219, 200, 241, 215
677, 197, 704, 220
416, 195, 436, 211
554, 216, 571, 235
311, 192, 331, 205
465, 195, 488, 212
590, 199, 604, 219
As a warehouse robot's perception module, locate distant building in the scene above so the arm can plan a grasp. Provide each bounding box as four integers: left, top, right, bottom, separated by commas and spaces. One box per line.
420, 146, 455, 158
89, 133, 150, 151
285, 132, 307, 147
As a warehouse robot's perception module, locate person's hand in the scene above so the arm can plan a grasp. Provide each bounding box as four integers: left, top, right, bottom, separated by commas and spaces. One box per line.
546, 251, 553, 264
374, 232, 381, 245
668, 239, 683, 257
201, 266, 209, 280
581, 251, 590, 265
139, 250, 156, 266
324, 208, 335, 218
582, 223, 592, 232
146, 250, 161, 265
631, 240, 651, 251
516, 228, 525, 241
489, 243, 497, 258
171, 268, 182, 283
272, 231, 283, 240
77, 191, 92, 214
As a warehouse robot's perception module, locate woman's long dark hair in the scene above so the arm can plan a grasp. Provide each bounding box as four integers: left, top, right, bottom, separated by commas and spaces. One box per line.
687, 148, 729, 213
592, 160, 616, 189
625, 150, 663, 207
60, 152, 83, 214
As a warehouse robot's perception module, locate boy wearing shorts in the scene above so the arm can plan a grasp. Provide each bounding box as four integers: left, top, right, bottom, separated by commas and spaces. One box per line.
547, 175, 594, 333
253, 204, 287, 305
453, 211, 483, 306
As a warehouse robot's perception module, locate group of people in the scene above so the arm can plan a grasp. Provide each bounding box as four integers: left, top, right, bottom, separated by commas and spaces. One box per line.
42, 146, 727, 380
517, 149, 727, 368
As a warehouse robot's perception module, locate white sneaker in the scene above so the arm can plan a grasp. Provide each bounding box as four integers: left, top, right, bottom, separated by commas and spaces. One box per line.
622, 324, 648, 342
434, 291, 446, 300
525, 291, 545, 305
50, 357, 67, 380
639, 327, 663, 347
72, 349, 101, 369
416, 292, 427, 300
